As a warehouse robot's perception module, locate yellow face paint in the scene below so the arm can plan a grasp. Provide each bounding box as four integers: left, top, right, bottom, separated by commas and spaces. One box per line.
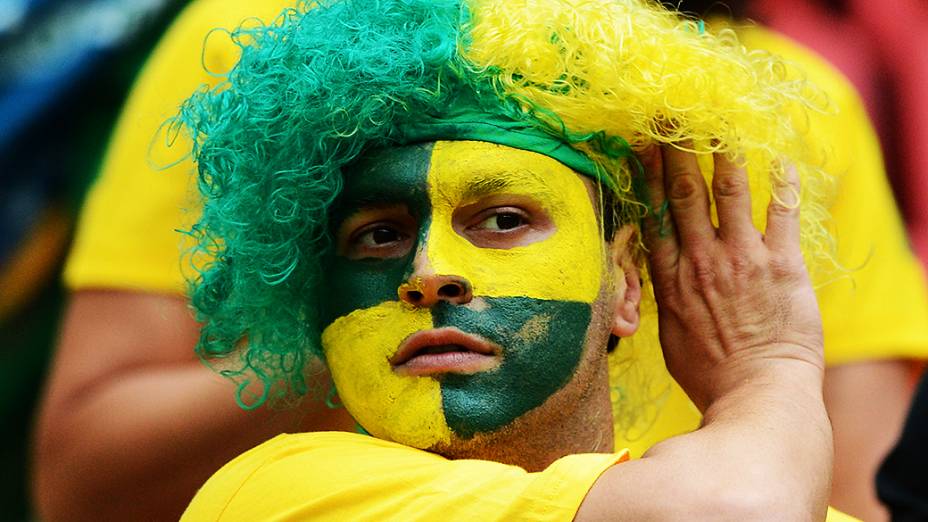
427, 141, 603, 302
322, 301, 452, 448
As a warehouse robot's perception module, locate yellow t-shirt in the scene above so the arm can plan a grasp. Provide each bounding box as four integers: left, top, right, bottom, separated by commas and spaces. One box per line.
182, 432, 857, 522
181, 432, 628, 521
64, 0, 928, 456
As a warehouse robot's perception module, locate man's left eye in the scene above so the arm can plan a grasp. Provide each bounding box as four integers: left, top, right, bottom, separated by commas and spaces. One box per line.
458, 204, 551, 249
476, 211, 526, 231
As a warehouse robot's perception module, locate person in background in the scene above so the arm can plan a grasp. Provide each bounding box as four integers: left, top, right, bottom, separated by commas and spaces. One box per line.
30, 4, 357, 520
746, 0, 928, 268
32, 0, 928, 520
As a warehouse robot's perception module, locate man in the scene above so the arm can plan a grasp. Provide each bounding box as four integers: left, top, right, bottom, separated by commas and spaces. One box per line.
174, 0, 846, 518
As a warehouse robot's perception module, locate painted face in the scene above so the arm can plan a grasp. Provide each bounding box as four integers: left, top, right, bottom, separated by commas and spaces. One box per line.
321, 141, 606, 450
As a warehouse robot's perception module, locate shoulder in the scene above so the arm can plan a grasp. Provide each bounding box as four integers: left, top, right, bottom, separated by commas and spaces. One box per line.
171, 0, 293, 35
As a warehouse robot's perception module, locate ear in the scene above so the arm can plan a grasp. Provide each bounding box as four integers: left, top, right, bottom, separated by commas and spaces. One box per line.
609, 225, 642, 338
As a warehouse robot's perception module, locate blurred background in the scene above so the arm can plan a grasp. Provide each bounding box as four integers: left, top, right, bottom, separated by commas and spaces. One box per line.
0, 1, 188, 519
2, 0, 926, 520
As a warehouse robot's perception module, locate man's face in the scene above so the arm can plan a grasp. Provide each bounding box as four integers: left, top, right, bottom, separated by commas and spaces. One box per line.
320, 140, 617, 451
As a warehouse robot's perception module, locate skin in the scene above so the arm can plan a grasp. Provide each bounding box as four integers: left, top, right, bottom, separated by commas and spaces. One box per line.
824, 360, 913, 521
322, 141, 621, 468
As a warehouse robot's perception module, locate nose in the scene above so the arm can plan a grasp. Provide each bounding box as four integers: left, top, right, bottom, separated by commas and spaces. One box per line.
398, 275, 473, 307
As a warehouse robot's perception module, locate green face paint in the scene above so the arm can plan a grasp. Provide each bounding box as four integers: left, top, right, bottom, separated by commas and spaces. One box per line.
322, 143, 433, 324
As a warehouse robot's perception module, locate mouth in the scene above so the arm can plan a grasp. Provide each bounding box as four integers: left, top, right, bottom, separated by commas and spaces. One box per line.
391, 328, 501, 376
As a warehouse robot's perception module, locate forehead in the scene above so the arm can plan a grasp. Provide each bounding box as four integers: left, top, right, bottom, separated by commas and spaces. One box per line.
340, 140, 594, 208
341, 142, 434, 207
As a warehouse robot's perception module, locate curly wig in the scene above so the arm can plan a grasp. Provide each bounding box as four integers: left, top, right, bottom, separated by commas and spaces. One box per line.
175, 0, 833, 409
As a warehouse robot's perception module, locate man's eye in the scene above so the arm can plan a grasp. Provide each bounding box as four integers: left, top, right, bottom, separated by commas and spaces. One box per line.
457, 203, 552, 249
476, 212, 525, 231
359, 226, 404, 246
337, 209, 415, 260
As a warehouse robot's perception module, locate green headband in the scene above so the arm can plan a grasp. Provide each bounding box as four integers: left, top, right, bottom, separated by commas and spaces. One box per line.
393, 90, 608, 182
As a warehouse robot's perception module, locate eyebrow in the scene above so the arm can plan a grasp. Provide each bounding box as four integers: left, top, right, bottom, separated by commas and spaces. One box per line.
337, 174, 428, 211
329, 196, 411, 230
461, 177, 514, 200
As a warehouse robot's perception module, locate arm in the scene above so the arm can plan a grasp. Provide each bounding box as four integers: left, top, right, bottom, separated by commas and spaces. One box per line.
577, 145, 832, 520
824, 360, 913, 521
32, 290, 356, 522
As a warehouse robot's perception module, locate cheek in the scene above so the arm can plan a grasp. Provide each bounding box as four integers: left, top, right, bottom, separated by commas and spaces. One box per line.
427, 216, 603, 301
321, 302, 452, 448
320, 256, 411, 326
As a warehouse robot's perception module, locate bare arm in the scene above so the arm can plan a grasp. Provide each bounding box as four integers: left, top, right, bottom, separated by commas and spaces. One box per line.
32, 290, 356, 522
826, 360, 913, 521
577, 146, 832, 521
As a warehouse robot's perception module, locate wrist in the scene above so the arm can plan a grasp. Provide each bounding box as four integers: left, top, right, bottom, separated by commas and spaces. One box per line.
694, 353, 824, 416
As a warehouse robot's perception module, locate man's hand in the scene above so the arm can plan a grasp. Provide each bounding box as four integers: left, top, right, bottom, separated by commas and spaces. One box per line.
638, 143, 825, 411
576, 144, 833, 521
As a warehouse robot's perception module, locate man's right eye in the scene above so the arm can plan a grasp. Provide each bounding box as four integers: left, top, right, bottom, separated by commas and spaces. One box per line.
343, 222, 413, 259
360, 226, 403, 246
335, 205, 416, 259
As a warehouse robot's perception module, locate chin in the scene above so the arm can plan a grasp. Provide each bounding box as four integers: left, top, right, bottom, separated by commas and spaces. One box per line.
426, 344, 615, 471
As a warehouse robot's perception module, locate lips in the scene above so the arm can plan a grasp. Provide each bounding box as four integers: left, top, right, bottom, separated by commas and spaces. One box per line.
391, 327, 501, 376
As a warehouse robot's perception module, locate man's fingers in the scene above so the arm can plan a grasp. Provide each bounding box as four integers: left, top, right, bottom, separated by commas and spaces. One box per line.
765, 163, 801, 252
637, 145, 679, 257
661, 142, 715, 250
712, 152, 757, 244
